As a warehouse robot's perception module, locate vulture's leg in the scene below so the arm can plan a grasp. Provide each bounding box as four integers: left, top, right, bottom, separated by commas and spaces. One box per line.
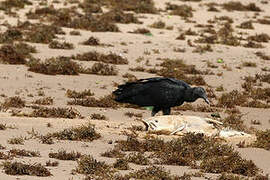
162, 108, 171, 115
151, 107, 161, 116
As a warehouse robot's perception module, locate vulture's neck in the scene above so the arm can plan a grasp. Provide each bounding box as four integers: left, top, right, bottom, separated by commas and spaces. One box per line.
184, 88, 198, 102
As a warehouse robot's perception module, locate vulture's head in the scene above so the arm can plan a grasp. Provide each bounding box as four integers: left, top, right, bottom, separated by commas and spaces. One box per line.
193, 87, 210, 104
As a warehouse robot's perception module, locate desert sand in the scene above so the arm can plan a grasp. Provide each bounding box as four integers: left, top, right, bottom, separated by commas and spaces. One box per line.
0, 0, 269, 179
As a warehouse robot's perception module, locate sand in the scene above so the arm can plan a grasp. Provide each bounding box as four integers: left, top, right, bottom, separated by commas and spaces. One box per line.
0, 0, 269, 179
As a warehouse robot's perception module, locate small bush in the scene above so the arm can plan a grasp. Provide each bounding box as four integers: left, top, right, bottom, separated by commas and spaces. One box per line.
149, 20, 166, 29
0, 28, 23, 43
7, 137, 24, 145
243, 41, 264, 48
24, 24, 64, 44
0, 0, 32, 10
75, 51, 128, 64
27, 57, 82, 75
67, 95, 118, 108
255, 51, 270, 60
101, 148, 125, 158
75, 155, 115, 177
109, 0, 157, 14
99, 9, 142, 24
29, 107, 82, 119
216, 90, 247, 108
70, 30, 81, 35
1, 96, 25, 109
247, 33, 270, 43
2, 161, 51, 176
237, 21, 254, 29
200, 152, 258, 176
83, 62, 118, 76
0, 44, 26, 64
32, 97, 53, 105
66, 89, 94, 98
9, 149, 40, 157
130, 28, 151, 35
49, 123, 101, 141
49, 149, 81, 160
45, 160, 59, 167
90, 113, 107, 120
222, 2, 261, 12
113, 158, 130, 170
125, 166, 180, 179
48, 40, 74, 49
242, 62, 257, 67
251, 130, 270, 150
81, 36, 100, 46
166, 3, 193, 18
125, 152, 151, 165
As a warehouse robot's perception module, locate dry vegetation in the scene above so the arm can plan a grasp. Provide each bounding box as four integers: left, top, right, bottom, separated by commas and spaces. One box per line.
2, 161, 51, 177
113, 133, 259, 176
0, 0, 269, 179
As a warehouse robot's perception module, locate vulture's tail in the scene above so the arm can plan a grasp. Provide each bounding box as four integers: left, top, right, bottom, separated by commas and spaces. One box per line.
112, 81, 145, 102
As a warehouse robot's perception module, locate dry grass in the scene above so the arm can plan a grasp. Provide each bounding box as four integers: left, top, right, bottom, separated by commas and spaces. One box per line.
124, 166, 180, 179
32, 97, 53, 105
45, 160, 59, 167
124, 112, 143, 118
0, 0, 32, 10
129, 28, 151, 35
29, 107, 82, 119
75, 51, 128, 64
237, 21, 254, 29
250, 130, 270, 150
67, 94, 118, 108
113, 158, 130, 170
156, 58, 207, 85
7, 136, 25, 145
1, 96, 25, 109
81, 36, 100, 46
9, 149, 40, 157
90, 113, 107, 120
27, 56, 82, 75
255, 51, 270, 60
109, 0, 157, 14
166, 3, 193, 18
101, 148, 126, 158
99, 9, 142, 24
125, 152, 151, 165
243, 41, 264, 49
23, 23, 64, 44
2, 161, 51, 176
75, 155, 115, 178
66, 89, 94, 98
0, 28, 23, 43
222, 2, 261, 12
49, 149, 81, 160
247, 33, 270, 43
48, 40, 74, 49
115, 133, 259, 176
216, 90, 248, 108
149, 20, 166, 29
47, 123, 101, 142
242, 62, 257, 67
83, 62, 118, 76
0, 44, 27, 64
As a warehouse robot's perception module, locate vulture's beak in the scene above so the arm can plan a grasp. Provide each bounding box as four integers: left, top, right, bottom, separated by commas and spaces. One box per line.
202, 96, 210, 105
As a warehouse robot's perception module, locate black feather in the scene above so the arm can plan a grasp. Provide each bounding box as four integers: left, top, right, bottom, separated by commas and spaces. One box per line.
113, 77, 208, 116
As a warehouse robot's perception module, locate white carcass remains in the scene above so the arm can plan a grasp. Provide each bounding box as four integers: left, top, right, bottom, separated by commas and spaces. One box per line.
142, 115, 252, 139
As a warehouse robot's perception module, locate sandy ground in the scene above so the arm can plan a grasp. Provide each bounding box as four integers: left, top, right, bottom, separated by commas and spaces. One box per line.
0, 0, 269, 179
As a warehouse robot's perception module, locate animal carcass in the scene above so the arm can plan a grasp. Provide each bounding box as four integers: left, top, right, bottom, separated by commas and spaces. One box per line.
142, 115, 251, 139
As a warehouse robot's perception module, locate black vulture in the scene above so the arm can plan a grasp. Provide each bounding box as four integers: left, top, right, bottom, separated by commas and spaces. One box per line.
113, 77, 210, 116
